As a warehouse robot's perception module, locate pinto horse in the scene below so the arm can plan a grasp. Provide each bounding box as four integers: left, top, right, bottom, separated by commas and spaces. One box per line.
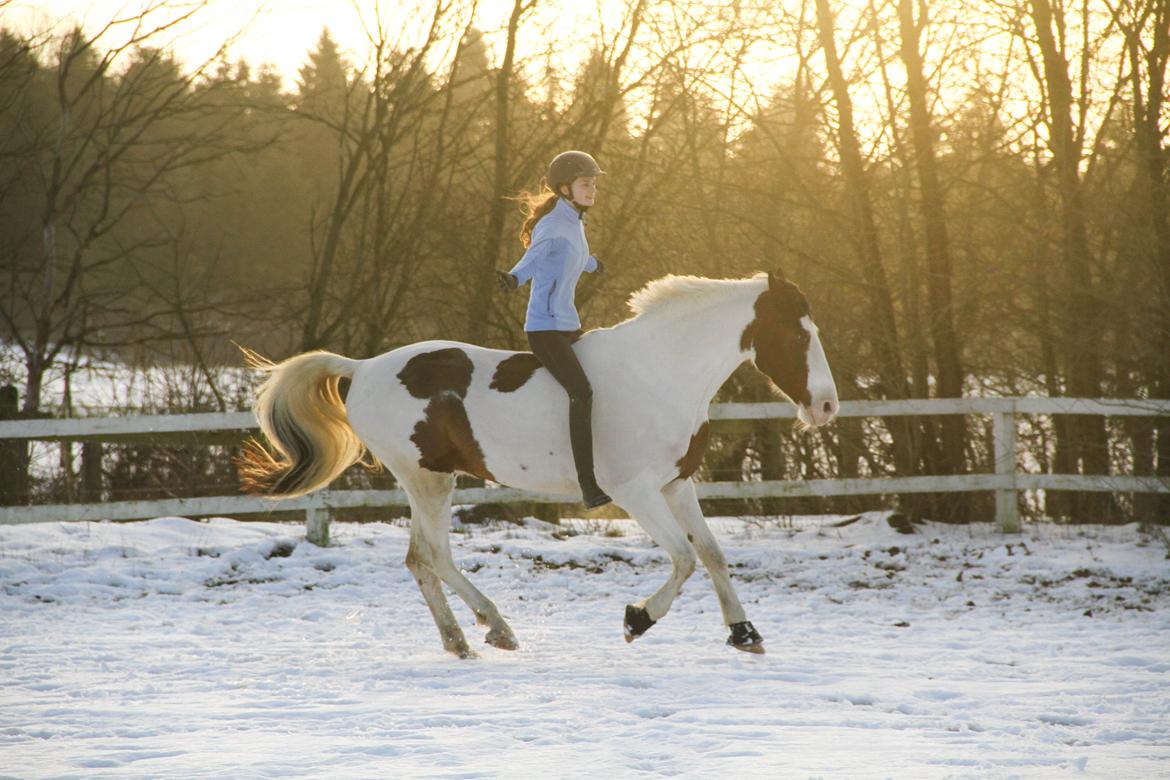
239, 270, 838, 657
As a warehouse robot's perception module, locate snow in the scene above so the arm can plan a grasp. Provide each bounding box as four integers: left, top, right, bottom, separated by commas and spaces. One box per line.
2, 512, 1168, 779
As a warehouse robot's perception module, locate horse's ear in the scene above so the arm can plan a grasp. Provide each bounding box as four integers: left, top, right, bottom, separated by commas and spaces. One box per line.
768, 267, 788, 288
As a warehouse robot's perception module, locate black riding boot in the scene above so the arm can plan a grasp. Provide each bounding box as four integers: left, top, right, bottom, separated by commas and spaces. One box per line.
569, 392, 612, 509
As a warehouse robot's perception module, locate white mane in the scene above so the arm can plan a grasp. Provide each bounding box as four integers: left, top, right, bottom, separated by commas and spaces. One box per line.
625, 274, 764, 318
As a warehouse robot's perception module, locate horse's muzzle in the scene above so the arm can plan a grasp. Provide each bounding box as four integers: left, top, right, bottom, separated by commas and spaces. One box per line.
802, 396, 839, 427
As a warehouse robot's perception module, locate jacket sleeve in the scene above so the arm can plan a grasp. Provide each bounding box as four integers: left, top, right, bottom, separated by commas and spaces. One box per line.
509, 236, 569, 286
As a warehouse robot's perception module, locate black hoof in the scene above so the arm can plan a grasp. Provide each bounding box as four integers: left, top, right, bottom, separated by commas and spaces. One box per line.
727, 621, 765, 654
623, 605, 656, 642
584, 490, 612, 510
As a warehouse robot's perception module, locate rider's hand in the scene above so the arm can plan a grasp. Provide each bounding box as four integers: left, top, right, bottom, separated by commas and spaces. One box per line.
496, 271, 518, 292
593, 256, 605, 273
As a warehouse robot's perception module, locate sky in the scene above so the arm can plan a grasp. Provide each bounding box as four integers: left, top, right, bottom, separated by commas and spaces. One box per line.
1, 1, 1101, 158
4, 0, 622, 88
0, 0, 982, 153
3, 0, 805, 139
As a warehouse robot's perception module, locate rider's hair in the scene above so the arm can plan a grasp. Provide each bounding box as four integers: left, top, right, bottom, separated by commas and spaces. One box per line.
517, 181, 569, 248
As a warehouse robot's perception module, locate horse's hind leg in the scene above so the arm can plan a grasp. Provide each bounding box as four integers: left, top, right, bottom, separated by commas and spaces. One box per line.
420, 505, 518, 650
402, 470, 518, 654
663, 478, 762, 654
610, 482, 697, 642
401, 471, 474, 658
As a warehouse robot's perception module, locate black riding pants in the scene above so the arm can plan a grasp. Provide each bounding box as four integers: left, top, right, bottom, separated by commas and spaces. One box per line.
526, 329, 599, 487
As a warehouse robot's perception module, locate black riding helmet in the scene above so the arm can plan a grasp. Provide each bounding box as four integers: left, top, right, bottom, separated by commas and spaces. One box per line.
548, 150, 605, 193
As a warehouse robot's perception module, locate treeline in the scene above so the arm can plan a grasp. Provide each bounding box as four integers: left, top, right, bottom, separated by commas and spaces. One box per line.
1, 0, 1167, 523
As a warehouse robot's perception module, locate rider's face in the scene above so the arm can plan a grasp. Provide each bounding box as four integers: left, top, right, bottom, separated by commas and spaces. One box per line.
565, 176, 598, 207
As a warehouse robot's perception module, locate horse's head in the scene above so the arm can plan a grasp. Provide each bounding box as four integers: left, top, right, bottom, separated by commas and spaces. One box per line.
741, 269, 839, 427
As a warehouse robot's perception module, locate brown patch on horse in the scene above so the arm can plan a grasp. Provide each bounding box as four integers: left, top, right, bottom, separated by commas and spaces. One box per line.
398, 347, 493, 479
675, 421, 711, 481
397, 348, 473, 399
410, 395, 495, 481
490, 353, 542, 392
740, 274, 813, 407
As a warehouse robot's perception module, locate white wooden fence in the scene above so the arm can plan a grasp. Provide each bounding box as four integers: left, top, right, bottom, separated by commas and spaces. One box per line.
1, 398, 1167, 544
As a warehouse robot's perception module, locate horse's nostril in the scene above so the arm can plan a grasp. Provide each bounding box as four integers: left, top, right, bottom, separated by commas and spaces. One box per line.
823, 401, 834, 414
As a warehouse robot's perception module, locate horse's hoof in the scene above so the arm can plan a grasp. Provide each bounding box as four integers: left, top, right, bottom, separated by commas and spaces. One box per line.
623, 605, 656, 642
485, 627, 519, 651
727, 621, 765, 654
444, 633, 478, 659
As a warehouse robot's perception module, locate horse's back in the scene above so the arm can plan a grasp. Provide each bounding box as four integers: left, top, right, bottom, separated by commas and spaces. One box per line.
342, 332, 679, 493
343, 339, 571, 487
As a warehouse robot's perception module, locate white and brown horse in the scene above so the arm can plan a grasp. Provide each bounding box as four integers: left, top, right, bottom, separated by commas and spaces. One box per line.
240, 270, 838, 657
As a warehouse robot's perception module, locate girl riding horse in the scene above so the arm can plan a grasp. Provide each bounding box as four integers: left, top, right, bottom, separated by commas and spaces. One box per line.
497, 150, 611, 509
239, 267, 839, 657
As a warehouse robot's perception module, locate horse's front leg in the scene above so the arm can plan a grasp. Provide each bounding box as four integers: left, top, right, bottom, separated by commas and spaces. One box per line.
610, 482, 697, 642
662, 478, 763, 654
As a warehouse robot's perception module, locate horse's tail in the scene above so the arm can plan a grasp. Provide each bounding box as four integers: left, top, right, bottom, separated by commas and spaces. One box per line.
237, 347, 364, 498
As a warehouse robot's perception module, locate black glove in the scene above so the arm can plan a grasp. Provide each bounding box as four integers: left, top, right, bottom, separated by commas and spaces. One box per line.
496, 270, 518, 292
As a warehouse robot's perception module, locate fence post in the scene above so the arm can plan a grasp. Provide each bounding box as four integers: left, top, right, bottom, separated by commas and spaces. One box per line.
305, 493, 330, 546
81, 441, 103, 502
0, 385, 28, 505
993, 402, 1019, 533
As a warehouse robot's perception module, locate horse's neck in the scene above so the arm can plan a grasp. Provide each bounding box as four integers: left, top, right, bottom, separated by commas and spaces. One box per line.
613, 282, 759, 419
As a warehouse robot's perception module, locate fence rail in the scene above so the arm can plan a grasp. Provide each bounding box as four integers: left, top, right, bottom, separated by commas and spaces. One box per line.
3, 398, 1168, 543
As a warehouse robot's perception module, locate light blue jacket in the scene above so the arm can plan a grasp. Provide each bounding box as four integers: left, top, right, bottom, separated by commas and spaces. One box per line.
508, 197, 599, 331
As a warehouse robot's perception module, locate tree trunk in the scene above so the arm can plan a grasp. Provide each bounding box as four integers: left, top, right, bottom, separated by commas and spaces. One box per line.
1028, 0, 1111, 519
896, 0, 966, 480
814, 0, 916, 482
0, 385, 29, 505
1124, 0, 1170, 524
467, 0, 529, 341
301, 126, 367, 351
589, 0, 645, 157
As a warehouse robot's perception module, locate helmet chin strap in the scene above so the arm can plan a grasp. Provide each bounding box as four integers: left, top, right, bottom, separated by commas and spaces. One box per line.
558, 188, 590, 214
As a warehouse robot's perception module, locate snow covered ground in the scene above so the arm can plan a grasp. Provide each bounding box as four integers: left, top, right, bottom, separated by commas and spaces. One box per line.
1, 512, 1168, 779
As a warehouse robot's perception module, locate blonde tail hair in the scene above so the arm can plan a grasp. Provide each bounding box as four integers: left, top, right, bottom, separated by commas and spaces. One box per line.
237, 347, 365, 497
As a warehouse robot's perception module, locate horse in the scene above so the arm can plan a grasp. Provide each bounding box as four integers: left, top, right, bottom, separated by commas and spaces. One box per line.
239, 269, 839, 657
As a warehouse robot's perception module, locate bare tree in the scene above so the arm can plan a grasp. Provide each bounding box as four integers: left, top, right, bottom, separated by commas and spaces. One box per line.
813, 0, 917, 479
295, 3, 463, 354
1017, 0, 1113, 517
0, 2, 245, 415
1108, 0, 1170, 521
465, 0, 537, 342
894, 0, 966, 478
